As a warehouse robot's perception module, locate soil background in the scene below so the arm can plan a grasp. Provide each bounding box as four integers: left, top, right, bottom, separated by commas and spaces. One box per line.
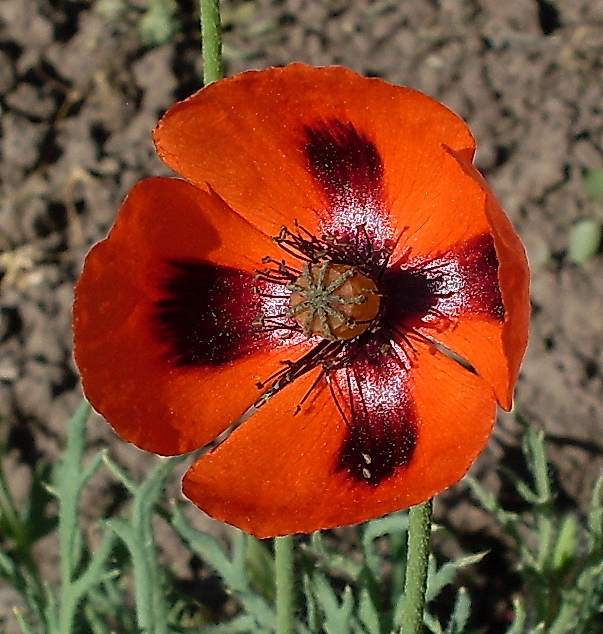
1, 0, 603, 631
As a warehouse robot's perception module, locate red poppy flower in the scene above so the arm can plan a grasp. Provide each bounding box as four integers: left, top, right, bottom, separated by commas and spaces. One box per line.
73, 64, 529, 538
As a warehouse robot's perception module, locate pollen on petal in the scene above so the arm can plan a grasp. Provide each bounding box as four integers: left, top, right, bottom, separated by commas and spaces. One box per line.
154, 260, 264, 366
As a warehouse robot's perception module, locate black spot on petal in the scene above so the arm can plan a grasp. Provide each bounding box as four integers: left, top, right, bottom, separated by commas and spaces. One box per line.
382, 268, 440, 325
154, 260, 264, 367
455, 233, 504, 320
304, 120, 384, 214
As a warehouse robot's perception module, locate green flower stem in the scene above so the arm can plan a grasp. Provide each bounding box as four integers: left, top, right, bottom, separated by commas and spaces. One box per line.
200, 0, 223, 85
275, 535, 295, 634
400, 499, 433, 633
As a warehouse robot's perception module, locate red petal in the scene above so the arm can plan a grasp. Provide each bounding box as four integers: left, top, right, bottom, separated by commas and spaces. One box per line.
73, 178, 312, 455
390, 149, 530, 409
465, 154, 531, 408
153, 64, 475, 241
182, 340, 496, 538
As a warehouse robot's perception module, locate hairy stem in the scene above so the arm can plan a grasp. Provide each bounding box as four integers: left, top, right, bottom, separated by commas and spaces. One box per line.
401, 499, 433, 633
275, 535, 295, 634
200, 0, 223, 84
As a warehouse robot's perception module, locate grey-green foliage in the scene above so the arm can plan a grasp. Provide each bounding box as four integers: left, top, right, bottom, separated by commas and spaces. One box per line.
5, 401, 601, 633
468, 416, 603, 634
171, 503, 482, 634
0, 402, 111, 633
0, 402, 189, 633
0, 400, 489, 634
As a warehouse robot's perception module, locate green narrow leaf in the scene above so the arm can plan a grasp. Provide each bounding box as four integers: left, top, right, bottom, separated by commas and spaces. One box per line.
22, 464, 57, 542
444, 588, 471, 634
302, 559, 320, 633
171, 503, 236, 577
0, 437, 52, 624
338, 587, 355, 631
0, 457, 26, 547
102, 454, 137, 494
389, 527, 409, 620
466, 477, 520, 528
84, 601, 113, 634
55, 401, 92, 576
551, 515, 578, 574
312, 569, 340, 617
545, 602, 579, 634
71, 531, 117, 600
323, 584, 354, 634
360, 511, 408, 580
310, 569, 355, 634
523, 427, 552, 505
505, 598, 526, 634
244, 534, 275, 601
301, 533, 361, 581
170, 503, 276, 629
361, 511, 409, 544
426, 552, 486, 601
86, 575, 137, 633
107, 518, 161, 632
423, 610, 444, 634
357, 586, 381, 634
0, 550, 18, 577
587, 476, 603, 550
107, 456, 183, 634
54, 401, 100, 634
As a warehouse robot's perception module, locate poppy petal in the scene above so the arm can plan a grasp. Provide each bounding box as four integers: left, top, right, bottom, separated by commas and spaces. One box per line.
386, 149, 529, 409
454, 150, 531, 408
73, 177, 313, 455
153, 64, 475, 244
182, 338, 496, 538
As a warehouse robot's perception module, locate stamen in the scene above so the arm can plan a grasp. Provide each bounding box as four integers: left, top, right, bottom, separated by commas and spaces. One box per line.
249, 223, 425, 428
273, 224, 394, 278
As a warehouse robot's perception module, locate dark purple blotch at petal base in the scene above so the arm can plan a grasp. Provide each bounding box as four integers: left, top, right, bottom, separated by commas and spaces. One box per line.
383, 233, 504, 327
333, 339, 417, 485
304, 120, 384, 212
449, 233, 504, 319
154, 260, 264, 367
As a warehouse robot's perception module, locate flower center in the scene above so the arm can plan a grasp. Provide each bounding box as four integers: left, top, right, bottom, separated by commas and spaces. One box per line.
288, 262, 380, 341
